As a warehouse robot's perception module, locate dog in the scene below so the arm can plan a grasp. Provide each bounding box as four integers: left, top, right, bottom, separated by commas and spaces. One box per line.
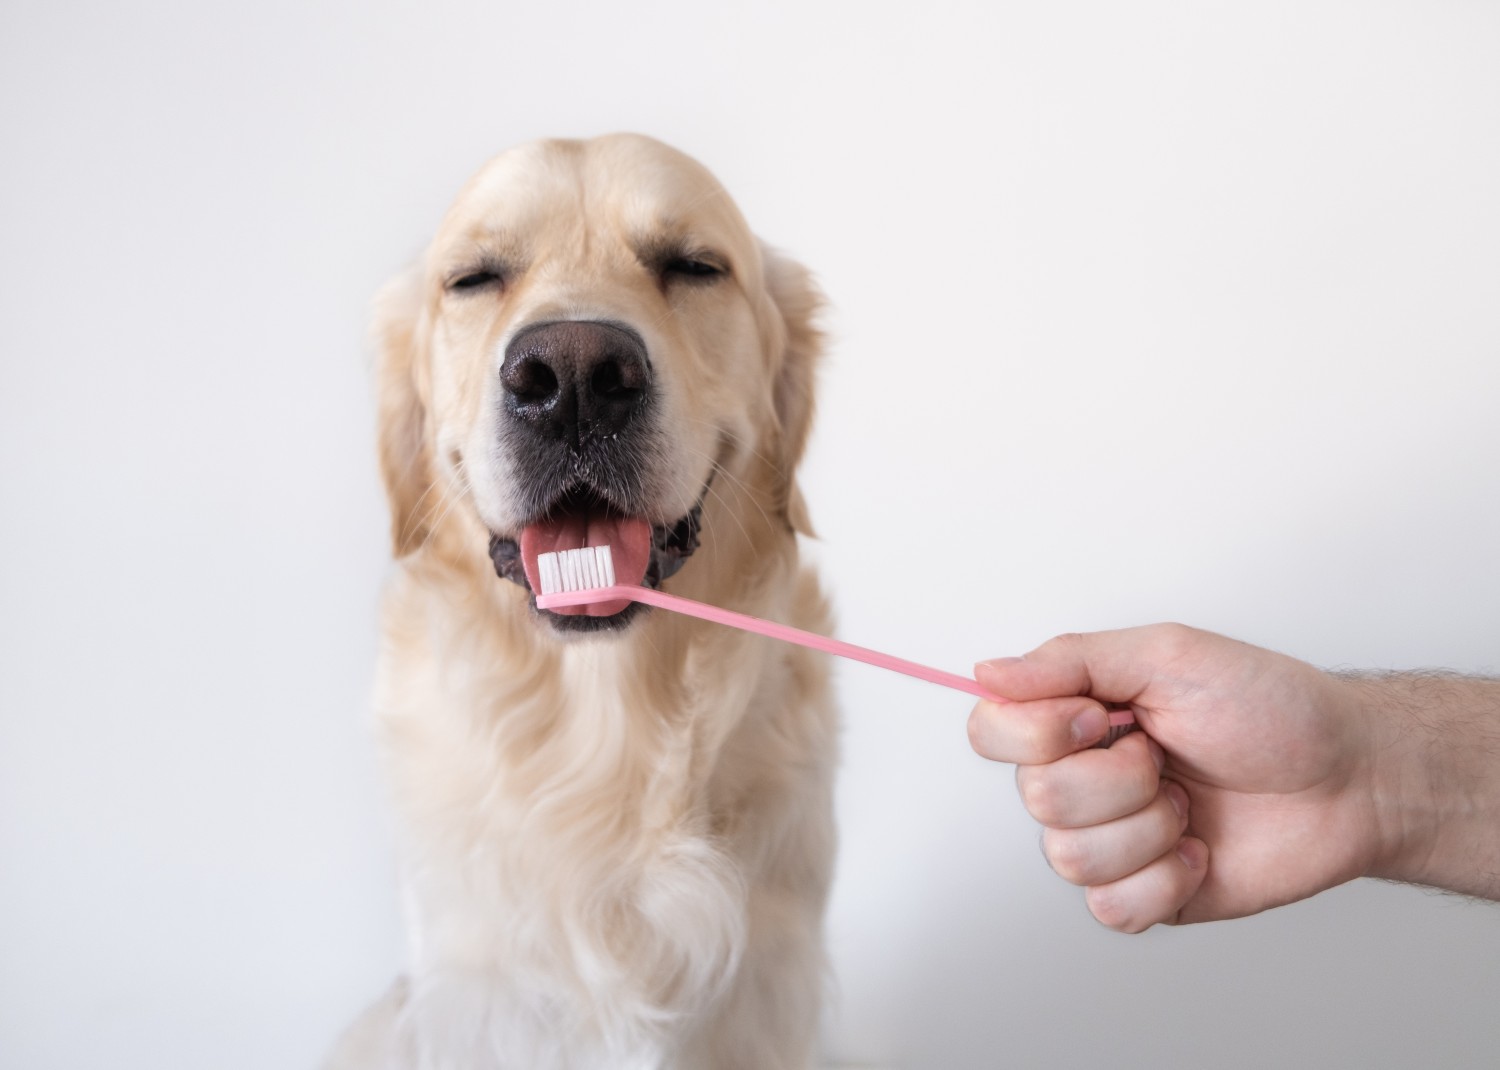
327, 134, 837, 1069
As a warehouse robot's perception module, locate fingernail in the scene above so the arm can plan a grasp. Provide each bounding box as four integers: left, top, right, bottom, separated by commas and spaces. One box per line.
1165, 780, 1189, 820
976, 656, 1024, 673
1176, 837, 1205, 871
1070, 707, 1108, 746
1147, 737, 1166, 773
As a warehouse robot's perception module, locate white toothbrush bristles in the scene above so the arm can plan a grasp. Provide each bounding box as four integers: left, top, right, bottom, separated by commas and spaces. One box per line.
537, 545, 615, 596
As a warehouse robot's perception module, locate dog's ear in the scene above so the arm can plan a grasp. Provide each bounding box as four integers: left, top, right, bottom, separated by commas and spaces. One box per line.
373, 263, 435, 557
760, 243, 825, 537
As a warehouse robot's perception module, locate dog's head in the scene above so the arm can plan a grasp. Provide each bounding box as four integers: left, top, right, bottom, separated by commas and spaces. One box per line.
375, 134, 821, 634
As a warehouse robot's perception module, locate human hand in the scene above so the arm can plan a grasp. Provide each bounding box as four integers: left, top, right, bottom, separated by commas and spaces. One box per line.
968, 625, 1386, 932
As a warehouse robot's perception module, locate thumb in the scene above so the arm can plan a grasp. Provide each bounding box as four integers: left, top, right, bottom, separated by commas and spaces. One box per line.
976, 626, 1191, 705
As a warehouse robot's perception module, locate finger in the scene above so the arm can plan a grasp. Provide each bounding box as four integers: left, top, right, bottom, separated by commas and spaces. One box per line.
1084, 836, 1209, 934
1041, 780, 1190, 886
975, 623, 1213, 706
1015, 732, 1167, 828
968, 696, 1112, 765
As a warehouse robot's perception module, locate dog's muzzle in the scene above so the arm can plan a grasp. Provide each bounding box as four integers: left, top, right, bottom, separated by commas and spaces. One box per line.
486, 319, 706, 632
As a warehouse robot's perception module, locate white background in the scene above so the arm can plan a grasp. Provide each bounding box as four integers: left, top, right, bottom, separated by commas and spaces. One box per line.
3, 2, 1498, 1067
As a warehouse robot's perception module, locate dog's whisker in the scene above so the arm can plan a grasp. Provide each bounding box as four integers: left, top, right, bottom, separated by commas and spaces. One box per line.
675, 446, 766, 554
677, 414, 784, 480
398, 468, 448, 548
679, 437, 778, 533
409, 466, 477, 555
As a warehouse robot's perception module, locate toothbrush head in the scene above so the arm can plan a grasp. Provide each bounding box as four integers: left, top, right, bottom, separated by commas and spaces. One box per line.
534, 545, 631, 611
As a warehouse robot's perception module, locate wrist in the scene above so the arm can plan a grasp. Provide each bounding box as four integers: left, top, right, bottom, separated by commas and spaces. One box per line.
1346, 672, 1500, 898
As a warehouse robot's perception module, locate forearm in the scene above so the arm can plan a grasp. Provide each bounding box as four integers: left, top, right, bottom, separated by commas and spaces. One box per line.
1348, 671, 1500, 900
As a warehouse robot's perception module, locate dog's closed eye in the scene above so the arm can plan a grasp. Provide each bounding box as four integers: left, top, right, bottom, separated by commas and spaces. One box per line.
446, 268, 505, 293
661, 255, 725, 281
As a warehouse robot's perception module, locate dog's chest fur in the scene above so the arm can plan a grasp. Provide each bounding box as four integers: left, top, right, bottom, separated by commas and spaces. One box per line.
373, 553, 835, 1067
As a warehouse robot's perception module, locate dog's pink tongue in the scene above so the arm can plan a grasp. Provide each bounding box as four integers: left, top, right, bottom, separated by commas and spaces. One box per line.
520, 515, 652, 617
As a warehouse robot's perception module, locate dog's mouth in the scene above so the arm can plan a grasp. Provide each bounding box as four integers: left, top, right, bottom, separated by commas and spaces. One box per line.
488, 484, 705, 632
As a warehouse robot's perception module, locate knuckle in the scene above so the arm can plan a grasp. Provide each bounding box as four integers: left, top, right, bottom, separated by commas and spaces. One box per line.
1047, 632, 1088, 658
1016, 711, 1047, 752
1131, 761, 1164, 808
966, 704, 1001, 758
1020, 706, 1071, 762
1156, 782, 1189, 836
965, 707, 988, 754
1085, 885, 1146, 933
1147, 622, 1199, 663
1042, 829, 1090, 884
1030, 631, 1085, 672
1017, 768, 1063, 825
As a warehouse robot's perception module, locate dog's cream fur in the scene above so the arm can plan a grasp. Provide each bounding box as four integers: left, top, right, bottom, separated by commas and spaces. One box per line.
328, 135, 836, 1069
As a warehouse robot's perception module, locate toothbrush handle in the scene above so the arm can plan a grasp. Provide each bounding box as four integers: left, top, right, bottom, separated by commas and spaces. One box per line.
629, 585, 995, 698
539, 584, 1136, 740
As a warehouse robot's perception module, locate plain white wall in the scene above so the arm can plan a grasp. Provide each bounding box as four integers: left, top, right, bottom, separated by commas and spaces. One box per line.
3, 1, 1498, 1067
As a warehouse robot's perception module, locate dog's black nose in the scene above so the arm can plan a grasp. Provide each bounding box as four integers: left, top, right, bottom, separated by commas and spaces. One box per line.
500, 321, 652, 443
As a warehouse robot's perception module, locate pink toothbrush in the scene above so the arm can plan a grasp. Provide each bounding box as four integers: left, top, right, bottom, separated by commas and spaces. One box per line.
533, 545, 1136, 745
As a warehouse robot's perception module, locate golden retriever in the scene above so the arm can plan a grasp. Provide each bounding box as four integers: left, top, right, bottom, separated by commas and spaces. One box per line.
327, 134, 836, 1069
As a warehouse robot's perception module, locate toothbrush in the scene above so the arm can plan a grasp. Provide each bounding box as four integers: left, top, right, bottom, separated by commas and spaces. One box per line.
534, 545, 1137, 746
